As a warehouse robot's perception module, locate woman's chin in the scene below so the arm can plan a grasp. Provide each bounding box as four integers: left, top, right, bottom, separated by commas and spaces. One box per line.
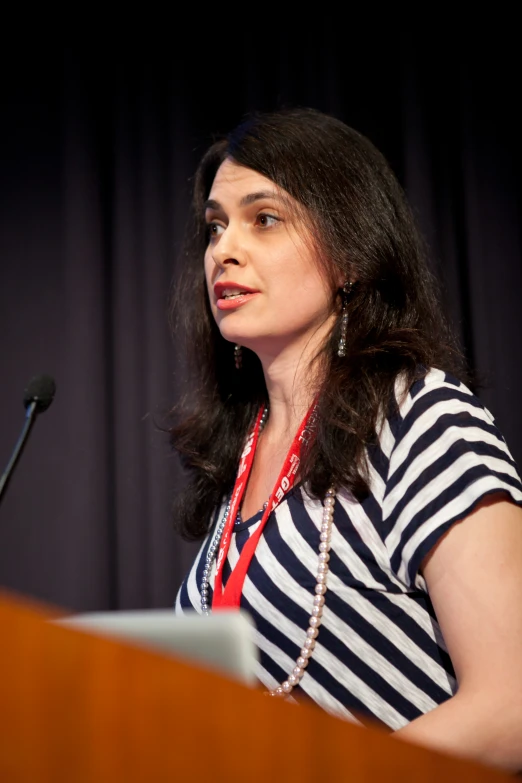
217, 325, 259, 348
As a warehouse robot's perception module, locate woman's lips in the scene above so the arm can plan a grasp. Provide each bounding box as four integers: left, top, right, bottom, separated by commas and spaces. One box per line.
216, 292, 260, 310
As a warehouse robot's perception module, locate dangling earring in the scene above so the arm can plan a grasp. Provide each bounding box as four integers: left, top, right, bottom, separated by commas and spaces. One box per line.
337, 282, 352, 358
234, 344, 243, 370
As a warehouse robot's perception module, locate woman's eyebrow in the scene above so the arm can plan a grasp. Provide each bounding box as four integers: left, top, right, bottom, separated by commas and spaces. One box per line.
239, 190, 283, 207
203, 190, 285, 213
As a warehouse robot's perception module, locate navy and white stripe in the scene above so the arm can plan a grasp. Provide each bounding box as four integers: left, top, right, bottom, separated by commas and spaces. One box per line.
175, 368, 522, 729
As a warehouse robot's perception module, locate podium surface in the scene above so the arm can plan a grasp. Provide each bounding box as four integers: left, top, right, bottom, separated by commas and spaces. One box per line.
0, 590, 513, 782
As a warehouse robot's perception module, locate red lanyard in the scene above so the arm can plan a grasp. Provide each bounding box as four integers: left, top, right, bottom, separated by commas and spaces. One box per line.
212, 401, 318, 609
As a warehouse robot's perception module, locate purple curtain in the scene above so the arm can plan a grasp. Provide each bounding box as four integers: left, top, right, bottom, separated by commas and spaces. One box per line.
0, 30, 519, 611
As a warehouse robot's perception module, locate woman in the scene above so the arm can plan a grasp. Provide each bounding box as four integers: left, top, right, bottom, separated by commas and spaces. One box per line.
171, 107, 522, 771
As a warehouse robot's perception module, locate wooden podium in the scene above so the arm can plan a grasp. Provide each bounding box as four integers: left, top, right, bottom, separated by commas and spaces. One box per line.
0, 590, 512, 782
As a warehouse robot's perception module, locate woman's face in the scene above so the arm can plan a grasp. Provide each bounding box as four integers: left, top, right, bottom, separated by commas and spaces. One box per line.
204, 158, 341, 359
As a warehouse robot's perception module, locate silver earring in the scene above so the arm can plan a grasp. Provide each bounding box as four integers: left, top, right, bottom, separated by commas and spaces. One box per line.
234, 344, 243, 369
337, 282, 352, 357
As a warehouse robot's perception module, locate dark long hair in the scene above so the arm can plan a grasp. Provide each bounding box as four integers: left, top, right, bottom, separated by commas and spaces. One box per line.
169, 107, 465, 541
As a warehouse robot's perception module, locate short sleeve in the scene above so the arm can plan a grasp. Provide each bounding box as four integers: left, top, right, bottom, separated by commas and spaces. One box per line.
382, 370, 522, 589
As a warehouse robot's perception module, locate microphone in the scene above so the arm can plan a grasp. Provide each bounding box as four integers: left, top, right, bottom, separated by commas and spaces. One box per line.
0, 374, 56, 505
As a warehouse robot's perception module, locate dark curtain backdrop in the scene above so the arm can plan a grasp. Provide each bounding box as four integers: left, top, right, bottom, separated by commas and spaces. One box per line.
0, 27, 520, 612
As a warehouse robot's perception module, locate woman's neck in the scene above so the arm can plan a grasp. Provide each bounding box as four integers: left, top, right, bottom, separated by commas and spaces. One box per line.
257, 344, 324, 442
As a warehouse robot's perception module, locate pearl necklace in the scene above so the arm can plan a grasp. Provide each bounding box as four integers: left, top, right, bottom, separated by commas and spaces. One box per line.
199, 408, 336, 699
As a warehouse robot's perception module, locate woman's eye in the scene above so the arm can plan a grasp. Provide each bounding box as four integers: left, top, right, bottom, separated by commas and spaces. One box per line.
206, 222, 225, 240
256, 213, 279, 228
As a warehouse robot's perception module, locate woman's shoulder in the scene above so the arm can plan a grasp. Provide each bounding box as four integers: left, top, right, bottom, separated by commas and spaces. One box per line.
374, 366, 509, 473
391, 367, 495, 427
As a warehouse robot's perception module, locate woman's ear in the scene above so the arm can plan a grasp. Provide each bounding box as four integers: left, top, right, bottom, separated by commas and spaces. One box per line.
336, 278, 356, 292
334, 265, 356, 290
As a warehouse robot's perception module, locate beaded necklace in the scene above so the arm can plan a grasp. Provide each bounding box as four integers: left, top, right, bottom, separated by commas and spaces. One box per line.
199, 407, 335, 698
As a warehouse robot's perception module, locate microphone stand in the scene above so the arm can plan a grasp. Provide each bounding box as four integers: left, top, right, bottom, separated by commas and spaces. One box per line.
0, 401, 39, 505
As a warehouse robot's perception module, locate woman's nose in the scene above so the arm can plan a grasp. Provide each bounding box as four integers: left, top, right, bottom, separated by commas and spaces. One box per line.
211, 225, 244, 268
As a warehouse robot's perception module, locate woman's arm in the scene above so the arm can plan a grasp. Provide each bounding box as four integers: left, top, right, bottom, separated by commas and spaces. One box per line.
393, 494, 522, 773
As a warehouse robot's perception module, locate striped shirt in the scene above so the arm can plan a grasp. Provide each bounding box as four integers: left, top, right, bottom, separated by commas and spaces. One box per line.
175, 368, 522, 729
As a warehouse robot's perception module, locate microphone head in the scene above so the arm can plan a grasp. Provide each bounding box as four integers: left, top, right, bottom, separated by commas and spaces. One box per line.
23, 374, 56, 413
